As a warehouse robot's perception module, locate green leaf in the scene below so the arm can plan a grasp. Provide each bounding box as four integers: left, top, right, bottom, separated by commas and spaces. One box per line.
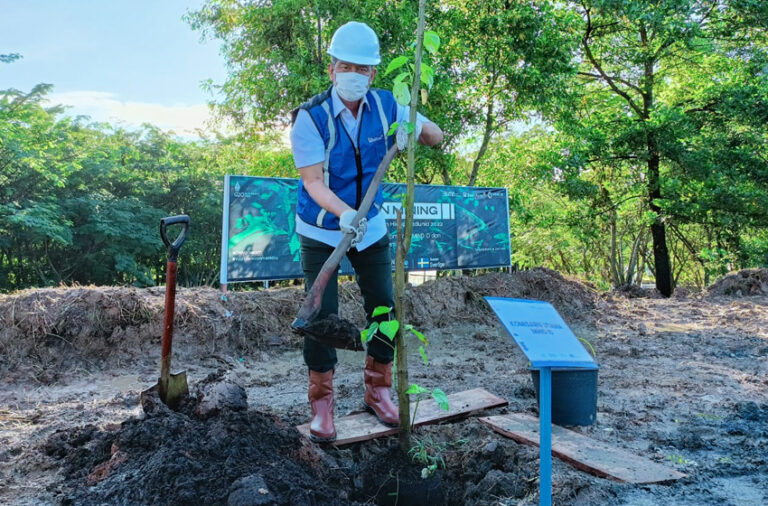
406, 383, 429, 395
420, 64, 434, 89
424, 31, 440, 55
384, 55, 409, 76
362, 322, 379, 343
393, 71, 410, 85
408, 327, 428, 344
372, 306, 392, 318
419, 345, 428, 365
432, 388, 449, 411
387, 122, 399, 136
393, 81, 411, 106
379, 320, 400, 340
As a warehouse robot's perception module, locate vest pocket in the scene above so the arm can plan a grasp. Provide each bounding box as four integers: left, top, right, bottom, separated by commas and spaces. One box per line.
369, 133, 387, 161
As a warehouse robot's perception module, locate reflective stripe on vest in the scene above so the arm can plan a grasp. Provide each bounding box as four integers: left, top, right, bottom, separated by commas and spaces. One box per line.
317, 101, 335, 227
369, 89, 390, 150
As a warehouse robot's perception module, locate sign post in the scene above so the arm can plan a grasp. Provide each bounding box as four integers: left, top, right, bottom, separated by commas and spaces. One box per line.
539, 366, 552, 505
484, 297, 598, 506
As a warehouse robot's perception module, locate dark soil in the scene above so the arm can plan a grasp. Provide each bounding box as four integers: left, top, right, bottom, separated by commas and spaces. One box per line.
34, 374, 548, 506
706, 268, 768, 297
44, 371, 354, 506
296, 314, 364, 351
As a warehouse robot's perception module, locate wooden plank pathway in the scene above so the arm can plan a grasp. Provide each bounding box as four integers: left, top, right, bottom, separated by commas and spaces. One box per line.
297, 388, 508, 446
479, 413, 686, 484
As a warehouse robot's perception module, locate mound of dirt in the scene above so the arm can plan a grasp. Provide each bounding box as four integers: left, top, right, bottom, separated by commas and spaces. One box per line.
41, 372, 354, 505
609, 284, 657, 299
351, 433, 540, 506
706, 268, 768, 297
0, 287, 158, 383
405, 268, 604, 328
0, 270, 606, 381
0, 285, 306, 382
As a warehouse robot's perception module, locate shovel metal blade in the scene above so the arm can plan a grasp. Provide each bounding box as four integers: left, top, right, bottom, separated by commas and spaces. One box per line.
140, 370, 189, 410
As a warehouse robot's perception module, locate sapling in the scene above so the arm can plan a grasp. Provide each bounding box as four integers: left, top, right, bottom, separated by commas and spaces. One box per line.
362, 307, 450, 481
382, 0, 441, 452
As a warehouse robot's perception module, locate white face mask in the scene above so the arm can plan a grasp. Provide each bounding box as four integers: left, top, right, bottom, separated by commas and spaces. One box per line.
335, 72, 370, 102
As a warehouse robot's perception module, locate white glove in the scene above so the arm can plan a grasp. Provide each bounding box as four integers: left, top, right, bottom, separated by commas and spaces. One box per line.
395, 119, 424, 151
396, 124, 408, 151
339, 209, 367, 247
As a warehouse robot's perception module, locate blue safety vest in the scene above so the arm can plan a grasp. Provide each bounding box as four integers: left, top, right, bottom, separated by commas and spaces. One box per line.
292, 87, 398, 230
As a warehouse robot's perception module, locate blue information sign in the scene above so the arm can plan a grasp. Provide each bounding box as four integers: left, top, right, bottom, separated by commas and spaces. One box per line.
486, 296, 597, 505
484, 297, 597, 369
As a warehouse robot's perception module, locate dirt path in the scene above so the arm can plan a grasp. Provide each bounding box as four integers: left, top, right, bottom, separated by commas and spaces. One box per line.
1, 269, 766, 505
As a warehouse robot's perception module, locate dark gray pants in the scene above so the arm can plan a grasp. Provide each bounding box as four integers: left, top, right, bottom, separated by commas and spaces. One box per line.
300, 234, 395, 372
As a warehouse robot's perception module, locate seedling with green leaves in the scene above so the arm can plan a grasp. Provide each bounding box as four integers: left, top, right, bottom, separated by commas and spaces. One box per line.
407, 436, 465, 479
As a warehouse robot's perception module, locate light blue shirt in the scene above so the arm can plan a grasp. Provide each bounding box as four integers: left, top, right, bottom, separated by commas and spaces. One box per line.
291, 86, 430, 251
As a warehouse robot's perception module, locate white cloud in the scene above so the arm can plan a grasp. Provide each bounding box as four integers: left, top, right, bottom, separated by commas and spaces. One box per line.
45, 91, 222, 138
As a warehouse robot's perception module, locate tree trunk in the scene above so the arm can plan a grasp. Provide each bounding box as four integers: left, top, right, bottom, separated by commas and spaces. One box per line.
609, 209, 620, 286
641, 35, 672, 297
624, 228, 645, 286
440, 163, 452, 186
468, 98, 495, 187
394, 210, 411, 451
647, 148, 672, 296
393, 0, 427, 452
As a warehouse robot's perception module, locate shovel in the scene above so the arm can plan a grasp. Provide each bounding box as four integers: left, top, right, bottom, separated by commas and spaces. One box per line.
141, 215, 190, 409
291, 143, 400, 350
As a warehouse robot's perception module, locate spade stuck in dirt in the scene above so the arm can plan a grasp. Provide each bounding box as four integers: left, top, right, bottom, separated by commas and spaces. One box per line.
141, 215, 190, 409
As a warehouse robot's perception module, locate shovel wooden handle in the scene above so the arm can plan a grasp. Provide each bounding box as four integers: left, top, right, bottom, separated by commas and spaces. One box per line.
293, 143, 400, 328
159, 215, 189, 395
160, 260, 178, 385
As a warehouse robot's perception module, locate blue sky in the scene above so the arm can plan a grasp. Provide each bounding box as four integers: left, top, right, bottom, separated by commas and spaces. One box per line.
0, 0, 228, 136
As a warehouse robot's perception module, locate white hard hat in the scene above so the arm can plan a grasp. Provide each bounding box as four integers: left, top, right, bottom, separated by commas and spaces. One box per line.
327, 21, 381, 65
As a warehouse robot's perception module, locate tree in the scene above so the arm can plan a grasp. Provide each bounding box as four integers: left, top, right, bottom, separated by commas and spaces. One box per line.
559, 0, 768, 295
431, 0, 579, 186
187, 1, 417, 128
0, 82, 296, 292
188, 1, 581, 188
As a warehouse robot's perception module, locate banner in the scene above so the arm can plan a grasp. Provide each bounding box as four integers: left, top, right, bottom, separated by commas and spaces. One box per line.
220, 176, 510, 283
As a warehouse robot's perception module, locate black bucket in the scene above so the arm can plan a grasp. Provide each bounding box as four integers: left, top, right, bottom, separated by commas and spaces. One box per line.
530, 367, 598, 426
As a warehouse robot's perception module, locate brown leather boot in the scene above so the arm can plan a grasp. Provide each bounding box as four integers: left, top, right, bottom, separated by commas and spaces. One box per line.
364, 356, 399, 427
308, 369, 336, 443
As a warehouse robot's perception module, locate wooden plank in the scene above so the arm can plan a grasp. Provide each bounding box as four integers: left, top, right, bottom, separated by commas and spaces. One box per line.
297, 388, 508, 446
479, 413, 685, 484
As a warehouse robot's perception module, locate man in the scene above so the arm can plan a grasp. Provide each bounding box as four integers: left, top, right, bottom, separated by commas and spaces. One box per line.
290, 21, 443, 443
